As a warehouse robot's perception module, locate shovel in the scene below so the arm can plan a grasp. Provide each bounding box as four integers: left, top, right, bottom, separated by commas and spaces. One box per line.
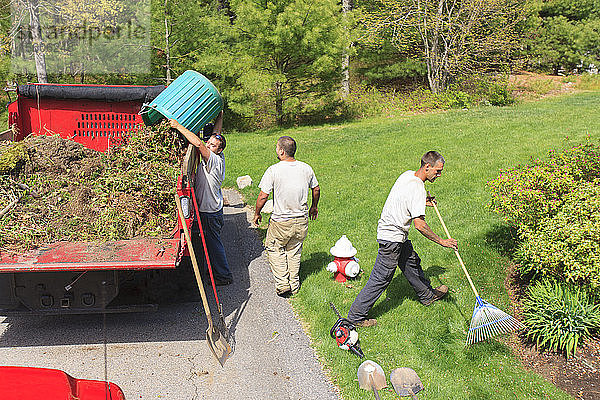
182, 144, 230, 341
175, 193, 232, 366
357, 360, 387, 400
390, 367, 423, 399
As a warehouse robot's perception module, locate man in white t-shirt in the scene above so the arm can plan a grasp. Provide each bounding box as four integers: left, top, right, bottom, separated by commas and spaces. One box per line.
347, 151, 458, 327
169, 112, 233, 285
253, 136, 320, 296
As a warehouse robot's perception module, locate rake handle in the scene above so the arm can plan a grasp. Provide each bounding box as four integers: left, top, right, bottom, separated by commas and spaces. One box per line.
431, 201, 480, 298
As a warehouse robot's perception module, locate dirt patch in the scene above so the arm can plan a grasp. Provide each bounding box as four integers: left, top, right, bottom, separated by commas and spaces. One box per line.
509, 71, 577, 101
503, 263, 600, 400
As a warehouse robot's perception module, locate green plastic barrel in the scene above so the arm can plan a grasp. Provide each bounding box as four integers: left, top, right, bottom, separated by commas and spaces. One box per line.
141, 70, 223, 134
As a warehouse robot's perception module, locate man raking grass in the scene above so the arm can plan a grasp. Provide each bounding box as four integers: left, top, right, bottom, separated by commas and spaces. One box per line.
347, 151, 457, 327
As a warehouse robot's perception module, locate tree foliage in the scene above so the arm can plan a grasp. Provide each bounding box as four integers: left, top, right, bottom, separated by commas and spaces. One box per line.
526, 0, 600, 74
193, 0, 347, 125
359, 0, 528, 93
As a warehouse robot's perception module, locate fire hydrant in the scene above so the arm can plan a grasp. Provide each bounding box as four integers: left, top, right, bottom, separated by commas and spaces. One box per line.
326, 235, 360, 283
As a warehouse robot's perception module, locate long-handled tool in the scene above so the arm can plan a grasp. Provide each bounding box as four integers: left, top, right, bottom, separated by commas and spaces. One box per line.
175, 193, 232, 366
189, 181, 230, 340
357, 360, 387, 400
183, 144, 230, 340
431, 199, 524, 345
390, 367, 423, 399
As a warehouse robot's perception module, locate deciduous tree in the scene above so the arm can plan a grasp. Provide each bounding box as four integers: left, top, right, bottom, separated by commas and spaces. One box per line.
361, 0, 527, 93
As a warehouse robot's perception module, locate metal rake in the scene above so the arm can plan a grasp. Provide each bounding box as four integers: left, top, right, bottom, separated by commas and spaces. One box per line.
431, 201, 524, 345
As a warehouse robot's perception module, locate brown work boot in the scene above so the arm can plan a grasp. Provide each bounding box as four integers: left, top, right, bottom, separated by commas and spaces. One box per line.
421, 285, 449, 306
352, 319, 377, 328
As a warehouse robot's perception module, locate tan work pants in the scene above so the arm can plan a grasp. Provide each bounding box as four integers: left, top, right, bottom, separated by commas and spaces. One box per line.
265, 217, 308, 294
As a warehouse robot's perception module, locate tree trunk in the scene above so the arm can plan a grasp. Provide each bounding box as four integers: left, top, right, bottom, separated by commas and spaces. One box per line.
164, 0, 172, 84
275, 81, 283, 125
27, 0, 47, 83
341, 0, 351, 98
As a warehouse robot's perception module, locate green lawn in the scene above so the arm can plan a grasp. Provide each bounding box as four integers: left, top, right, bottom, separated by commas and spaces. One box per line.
224, 92, 600, 399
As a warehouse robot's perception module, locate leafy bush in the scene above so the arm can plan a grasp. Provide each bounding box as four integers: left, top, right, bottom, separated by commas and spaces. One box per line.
488, 143, 600, 289
486, 82, 515, 106
437, 90, 473, 109
523, 279, 600, 357
515, 181, 600, 287
0, 142, 27, 174
359, 59, 427, 86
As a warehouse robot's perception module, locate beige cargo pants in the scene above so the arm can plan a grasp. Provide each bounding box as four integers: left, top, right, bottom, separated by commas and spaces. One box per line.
265, 216, 309, 295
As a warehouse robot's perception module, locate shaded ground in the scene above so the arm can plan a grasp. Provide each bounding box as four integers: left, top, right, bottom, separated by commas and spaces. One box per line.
504, 263, 600, 400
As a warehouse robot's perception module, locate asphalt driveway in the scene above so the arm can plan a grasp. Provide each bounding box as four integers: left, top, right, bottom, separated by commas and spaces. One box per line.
0, 189, 339, 400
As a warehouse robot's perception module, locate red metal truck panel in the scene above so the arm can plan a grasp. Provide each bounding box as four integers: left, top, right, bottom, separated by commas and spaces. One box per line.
12, 97, 143, 151
0, 366, 125, 399
0, 238, 180, 272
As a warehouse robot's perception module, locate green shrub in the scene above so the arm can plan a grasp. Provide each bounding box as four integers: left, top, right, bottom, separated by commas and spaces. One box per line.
488, 143, 600, 230
515, 181, 600, 288
523, 279, 600, 357
488, 143, 600, 290
487, 82, 515, 106
0, 142, 27, 174
436, 90, 473, 109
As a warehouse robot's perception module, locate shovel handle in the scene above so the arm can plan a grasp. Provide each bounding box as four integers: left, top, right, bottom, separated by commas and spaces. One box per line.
369, 376, 381, 400
175, 193, 214, 322
431, 201, 480, 298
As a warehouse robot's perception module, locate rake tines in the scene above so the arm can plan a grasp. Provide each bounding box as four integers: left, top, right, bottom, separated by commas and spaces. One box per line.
466, 296, 525, 345
431, 200, 524, 345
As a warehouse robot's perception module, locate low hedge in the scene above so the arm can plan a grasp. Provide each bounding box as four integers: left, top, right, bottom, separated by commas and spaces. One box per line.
488, 142, 600, 291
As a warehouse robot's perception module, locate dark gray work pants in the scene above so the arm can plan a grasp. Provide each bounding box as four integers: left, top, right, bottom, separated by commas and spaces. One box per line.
347, 239, 434, 322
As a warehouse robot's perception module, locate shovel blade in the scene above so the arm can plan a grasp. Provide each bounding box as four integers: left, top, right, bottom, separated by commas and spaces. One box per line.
357, 360, 387, 391
390, 368, 423, 397
206, 325, 232, 367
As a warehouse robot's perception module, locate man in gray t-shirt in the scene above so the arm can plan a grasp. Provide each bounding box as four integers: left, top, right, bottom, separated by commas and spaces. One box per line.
169, 113, 233, 285
347, 151, 458, 327
253, 136, 320, 296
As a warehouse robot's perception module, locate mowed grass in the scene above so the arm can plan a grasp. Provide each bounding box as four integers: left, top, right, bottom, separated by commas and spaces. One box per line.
223, 92, 600, 399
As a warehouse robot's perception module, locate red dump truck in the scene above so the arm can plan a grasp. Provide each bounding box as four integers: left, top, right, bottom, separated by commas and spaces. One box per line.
0, 83, 199, 314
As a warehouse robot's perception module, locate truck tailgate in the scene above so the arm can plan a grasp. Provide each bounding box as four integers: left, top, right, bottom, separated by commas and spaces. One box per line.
0, 238, 180, 272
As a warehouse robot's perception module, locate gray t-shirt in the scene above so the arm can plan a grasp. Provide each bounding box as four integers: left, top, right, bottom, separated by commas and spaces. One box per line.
258, 160, 319, 221
377, 170, 426, 243
194, 151, 225, 213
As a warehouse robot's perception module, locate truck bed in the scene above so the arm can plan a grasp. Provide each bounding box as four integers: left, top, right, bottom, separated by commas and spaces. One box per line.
0, 238, 180, 272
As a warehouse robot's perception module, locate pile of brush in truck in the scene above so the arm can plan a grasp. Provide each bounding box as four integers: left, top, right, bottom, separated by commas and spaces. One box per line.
0, 82, 203, 315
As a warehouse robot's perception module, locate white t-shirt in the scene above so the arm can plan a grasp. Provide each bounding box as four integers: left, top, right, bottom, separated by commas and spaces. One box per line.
377, 170, 426, 243
258, 160, 319, 221
194, 151, 225, 213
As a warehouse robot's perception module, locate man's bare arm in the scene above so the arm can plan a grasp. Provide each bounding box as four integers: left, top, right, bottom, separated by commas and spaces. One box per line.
253, 191, 269, 226
169, 119, 211, 162
212, 111, 223, 134
413, 216, 458, 250
309, 185, 320, 220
